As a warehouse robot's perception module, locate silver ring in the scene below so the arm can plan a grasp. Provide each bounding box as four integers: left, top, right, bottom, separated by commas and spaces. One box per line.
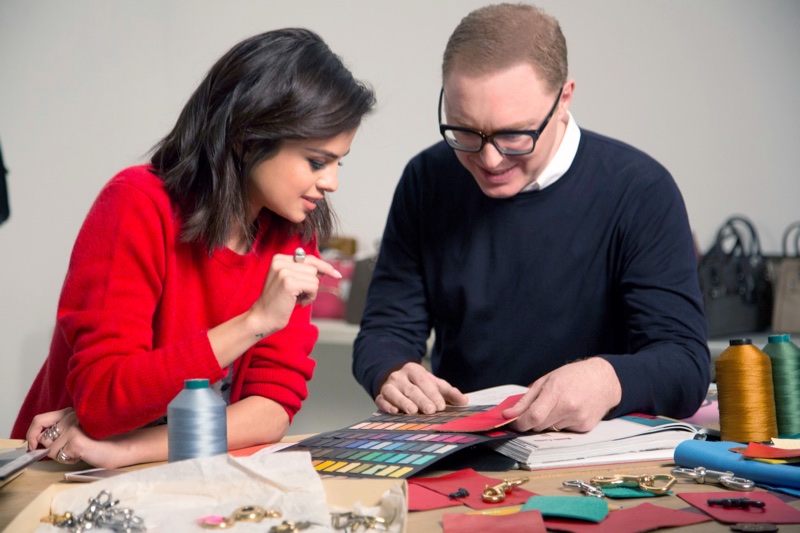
43, 422, 61, 441
293, 247, 306, 263
550, 425, 560, 432
56, 448, 72, 463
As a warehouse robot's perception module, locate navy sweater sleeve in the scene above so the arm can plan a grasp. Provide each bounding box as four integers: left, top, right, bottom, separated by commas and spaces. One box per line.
354, 134, 709, 418
352, 155, 432, 398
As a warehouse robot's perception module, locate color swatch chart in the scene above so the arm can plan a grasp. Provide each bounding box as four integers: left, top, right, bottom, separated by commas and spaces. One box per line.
288, 405, 517, 479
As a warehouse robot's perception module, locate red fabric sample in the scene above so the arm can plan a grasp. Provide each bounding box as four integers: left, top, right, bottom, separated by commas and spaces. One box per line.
679, 491, 800, 524
543, 503, 711, 533
410, 468, 537, 510
431, 394, 523, 433
444, 510, 546, 533
408, 483, 464, 511
744, 442, 800, 459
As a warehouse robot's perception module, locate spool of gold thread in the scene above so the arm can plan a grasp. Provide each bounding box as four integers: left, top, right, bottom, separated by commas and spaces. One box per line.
715, 338, 778, 443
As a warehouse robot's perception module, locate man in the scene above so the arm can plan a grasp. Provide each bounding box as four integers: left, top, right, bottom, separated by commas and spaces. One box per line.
353, 3, 709, 434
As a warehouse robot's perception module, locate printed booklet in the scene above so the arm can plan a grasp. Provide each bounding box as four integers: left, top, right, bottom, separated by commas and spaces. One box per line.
467, 384, 702, 470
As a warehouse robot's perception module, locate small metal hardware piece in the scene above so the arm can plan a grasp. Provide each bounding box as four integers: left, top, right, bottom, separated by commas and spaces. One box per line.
199, 505, 282, 529
331, 511, 391, 531
562, 479, 606, 498
671, 466, 755, 491
590, 474, 676, 495
448, 487, 470, 498
41, 490, 146, 533
481, 476, 529, 503
708, 498, 766, 510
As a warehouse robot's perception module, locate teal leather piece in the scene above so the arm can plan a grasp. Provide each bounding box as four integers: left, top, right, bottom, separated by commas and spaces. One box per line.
521, 495, 608, 522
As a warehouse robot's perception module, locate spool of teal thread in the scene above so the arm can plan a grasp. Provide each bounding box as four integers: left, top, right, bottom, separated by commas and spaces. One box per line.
168, 378, 227, 462
762, 334, 800, 437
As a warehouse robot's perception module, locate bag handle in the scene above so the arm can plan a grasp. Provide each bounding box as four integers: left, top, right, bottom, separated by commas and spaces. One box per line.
782, 221, 800, 257
715, 215, 762, 257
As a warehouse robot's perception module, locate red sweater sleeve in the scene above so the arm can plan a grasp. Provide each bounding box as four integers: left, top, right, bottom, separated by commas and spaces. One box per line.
60, 177, 224, 438
15, 167, 321, 440
234, 302, 319, 421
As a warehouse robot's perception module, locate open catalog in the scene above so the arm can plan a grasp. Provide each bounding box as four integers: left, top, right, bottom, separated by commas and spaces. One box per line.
467, 385, 704, 470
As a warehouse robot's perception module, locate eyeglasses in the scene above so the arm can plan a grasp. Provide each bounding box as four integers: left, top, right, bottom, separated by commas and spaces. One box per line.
438, 87, 563, 156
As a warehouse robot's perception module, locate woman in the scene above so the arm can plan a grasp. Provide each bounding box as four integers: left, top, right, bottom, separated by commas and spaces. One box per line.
12, 28, 375, 468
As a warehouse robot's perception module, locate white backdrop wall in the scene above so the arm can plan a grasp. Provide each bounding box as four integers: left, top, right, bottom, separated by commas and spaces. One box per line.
1, 1, 798, 437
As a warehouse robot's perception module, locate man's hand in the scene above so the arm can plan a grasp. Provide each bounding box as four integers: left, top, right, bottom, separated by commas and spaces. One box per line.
502, 358, 622, 433
375, 362, 469, 414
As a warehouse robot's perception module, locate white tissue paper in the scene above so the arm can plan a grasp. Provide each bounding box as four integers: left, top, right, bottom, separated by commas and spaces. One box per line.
36, 450, 331, 532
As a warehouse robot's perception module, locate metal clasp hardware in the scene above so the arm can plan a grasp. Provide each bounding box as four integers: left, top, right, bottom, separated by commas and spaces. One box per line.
268, 521, 312, 533
563, 480, 606, 498
481, 477, 529, 503
708, 498, 765, 510
330, 511, 391, 531
41, 490, 146, 533
589, 474, 676, 495
199, 506, 282, 529
671, 466, 755, 491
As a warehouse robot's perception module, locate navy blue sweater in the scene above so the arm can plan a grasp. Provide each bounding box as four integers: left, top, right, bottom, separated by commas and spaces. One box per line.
353, 131, 709, 419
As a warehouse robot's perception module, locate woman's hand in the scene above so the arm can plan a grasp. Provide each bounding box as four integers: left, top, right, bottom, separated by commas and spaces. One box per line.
208, 249, 341, 370
27, 407, 127, 468
250, 251, 342, 336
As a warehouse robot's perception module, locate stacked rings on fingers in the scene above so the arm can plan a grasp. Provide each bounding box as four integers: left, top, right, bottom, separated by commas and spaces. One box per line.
57, 447, 73, 463
43, 422, 61, 441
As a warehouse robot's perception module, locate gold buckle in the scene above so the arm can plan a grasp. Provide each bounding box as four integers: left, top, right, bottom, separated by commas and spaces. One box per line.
481, 477, 529, 503
589, 474, 676, 495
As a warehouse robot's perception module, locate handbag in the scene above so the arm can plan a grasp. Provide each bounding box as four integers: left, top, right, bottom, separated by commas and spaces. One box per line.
698, 216, 773, 338
772, 221, 800, 333
312, 254, 355, 320
345, 253, 378, 325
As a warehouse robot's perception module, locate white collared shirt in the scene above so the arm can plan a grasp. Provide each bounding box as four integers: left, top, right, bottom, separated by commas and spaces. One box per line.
522, 111, 581, 192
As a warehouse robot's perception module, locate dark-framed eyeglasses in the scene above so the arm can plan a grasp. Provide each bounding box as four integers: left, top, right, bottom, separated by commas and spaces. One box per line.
438, 87, 563, 156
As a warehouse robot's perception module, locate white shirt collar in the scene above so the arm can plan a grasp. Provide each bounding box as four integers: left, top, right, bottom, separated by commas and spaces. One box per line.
522, 111, 581, 192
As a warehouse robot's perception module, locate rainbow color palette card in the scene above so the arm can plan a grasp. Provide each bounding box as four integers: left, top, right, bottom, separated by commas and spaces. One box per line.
287, 405, 518, 479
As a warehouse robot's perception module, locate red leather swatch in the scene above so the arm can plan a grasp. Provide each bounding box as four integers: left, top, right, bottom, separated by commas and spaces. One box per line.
408, 482, 464, 511
431, 394, 523, 433
542, 503, 711, 533
679, 491, 800, 524
444, 509, 546, 533
743, 442, 800, 459
410, 468, 537, 510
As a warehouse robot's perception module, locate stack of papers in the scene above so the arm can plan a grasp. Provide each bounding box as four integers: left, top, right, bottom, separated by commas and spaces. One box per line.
489, 416, 700, 469
465, 384, 701, 470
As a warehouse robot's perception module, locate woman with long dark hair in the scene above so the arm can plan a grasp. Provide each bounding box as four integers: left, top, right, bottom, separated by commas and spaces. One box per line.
13, 28, 375, 468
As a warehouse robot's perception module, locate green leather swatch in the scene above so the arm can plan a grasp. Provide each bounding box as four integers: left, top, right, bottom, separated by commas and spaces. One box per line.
521, 495, 609, 522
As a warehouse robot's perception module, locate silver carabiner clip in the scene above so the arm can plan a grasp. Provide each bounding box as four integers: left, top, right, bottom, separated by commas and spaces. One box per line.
671, 466, 755, 491
563, 480, 606, 498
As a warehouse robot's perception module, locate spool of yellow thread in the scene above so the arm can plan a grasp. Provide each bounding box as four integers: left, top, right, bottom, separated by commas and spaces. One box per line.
715, 338, 778, 443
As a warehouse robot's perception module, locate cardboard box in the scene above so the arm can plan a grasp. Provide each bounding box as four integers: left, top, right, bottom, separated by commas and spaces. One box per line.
4, 477, 407, 532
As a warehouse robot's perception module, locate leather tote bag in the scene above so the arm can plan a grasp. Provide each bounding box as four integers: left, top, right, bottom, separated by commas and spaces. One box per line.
345, 253, 378, 325
698, 216, 773, 338
772, 221, 800, 333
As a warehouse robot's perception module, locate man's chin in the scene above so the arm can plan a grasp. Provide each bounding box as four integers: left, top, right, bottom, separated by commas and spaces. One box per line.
475, 181, 524, 199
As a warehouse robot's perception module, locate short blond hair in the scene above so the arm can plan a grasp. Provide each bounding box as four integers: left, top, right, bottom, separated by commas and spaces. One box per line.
442, 3, 568, 92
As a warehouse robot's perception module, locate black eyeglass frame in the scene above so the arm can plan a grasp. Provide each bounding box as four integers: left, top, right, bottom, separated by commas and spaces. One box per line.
438, 86, 563, 155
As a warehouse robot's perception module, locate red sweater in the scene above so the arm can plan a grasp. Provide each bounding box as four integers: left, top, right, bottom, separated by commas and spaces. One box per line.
12, 166, 318, 439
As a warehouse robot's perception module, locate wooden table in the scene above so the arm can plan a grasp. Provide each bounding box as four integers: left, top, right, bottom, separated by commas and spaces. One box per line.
2, 456, 798, 532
